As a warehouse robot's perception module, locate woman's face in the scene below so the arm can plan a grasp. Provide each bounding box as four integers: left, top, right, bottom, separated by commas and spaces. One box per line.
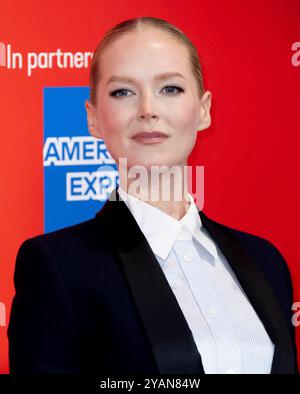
86, 28, 212, 170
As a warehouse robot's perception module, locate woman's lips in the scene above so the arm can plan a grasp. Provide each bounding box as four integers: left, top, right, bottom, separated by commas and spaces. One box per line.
132, 131, 169, 144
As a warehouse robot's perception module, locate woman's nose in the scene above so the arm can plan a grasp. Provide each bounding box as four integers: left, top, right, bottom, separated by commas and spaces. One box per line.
137, 93, 159, 120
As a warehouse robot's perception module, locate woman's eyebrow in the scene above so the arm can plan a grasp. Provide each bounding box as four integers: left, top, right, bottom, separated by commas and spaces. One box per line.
105, 72, 185, 85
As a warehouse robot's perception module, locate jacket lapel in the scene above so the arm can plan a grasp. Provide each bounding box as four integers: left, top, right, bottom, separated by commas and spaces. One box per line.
96, 188, 204, 374
96, 188, 296, 374
199, 210, 296, 374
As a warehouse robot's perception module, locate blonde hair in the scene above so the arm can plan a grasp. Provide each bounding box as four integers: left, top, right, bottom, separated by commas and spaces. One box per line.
89, 16, 205, 106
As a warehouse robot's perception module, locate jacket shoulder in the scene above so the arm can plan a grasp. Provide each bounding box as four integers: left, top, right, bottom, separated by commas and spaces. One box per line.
18, 216, 103, 252
203, 215, 287, 267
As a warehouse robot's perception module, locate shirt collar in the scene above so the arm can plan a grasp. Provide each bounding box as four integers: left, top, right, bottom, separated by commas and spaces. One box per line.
117, 185, 218, 262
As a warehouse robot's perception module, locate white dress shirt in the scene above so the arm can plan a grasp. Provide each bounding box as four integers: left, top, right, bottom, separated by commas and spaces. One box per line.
117, 185, 275, 374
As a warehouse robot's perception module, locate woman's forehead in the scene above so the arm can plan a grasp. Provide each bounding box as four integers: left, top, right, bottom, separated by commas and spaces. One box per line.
101, 28, 188, 61
99, 34, 191, 80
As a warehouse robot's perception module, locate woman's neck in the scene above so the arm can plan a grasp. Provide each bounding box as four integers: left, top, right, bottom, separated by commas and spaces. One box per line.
119, 168, 190, 221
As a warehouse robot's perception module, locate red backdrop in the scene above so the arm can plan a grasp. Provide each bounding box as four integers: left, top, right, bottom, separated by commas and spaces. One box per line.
0, 0, 299, 374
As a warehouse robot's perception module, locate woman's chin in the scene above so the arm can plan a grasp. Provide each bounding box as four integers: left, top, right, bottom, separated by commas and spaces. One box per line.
117, 155, 186, 173
139, 156, 181, 168
129, 161, 173, 171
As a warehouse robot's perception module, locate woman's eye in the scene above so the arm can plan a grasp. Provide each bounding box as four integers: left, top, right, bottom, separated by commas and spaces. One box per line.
109, 85, 184, 98
109, 89, 132, 98
162, 85, 184, 95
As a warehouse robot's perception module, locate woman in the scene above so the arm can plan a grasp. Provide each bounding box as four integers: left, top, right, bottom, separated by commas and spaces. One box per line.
8, 16, 298, 374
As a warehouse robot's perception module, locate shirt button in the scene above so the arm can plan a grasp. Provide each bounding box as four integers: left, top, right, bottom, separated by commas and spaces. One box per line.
231, 283, 238, 291
209, 308, 218, 318
226, 369, 235, 374
183, 254, 193, 262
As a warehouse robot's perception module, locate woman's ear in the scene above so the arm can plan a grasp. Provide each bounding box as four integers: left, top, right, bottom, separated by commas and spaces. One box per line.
85, 99, 103, 139
197, 91, 212, 131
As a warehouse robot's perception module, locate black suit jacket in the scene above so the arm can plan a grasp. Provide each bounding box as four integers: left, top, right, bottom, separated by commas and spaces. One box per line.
7, 188, 298, 374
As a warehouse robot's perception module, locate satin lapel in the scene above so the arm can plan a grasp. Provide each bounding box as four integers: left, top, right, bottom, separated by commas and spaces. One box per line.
95, 189, 204, 374
199, 210, 296, 374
